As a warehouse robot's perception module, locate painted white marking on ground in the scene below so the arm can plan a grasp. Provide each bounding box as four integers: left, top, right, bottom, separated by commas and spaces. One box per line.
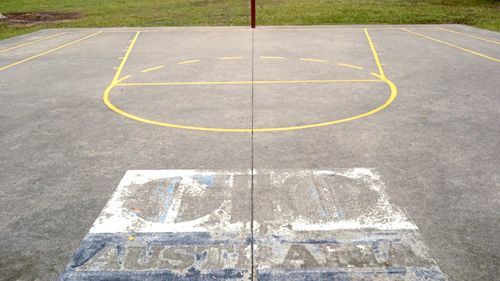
90, 170, 248, 233
63, 169, 447, 280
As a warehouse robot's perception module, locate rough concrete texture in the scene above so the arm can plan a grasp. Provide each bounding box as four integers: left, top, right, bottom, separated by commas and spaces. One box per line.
0, 25, 499, 280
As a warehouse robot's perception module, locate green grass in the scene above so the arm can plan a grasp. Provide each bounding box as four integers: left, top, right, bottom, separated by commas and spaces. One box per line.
0, 0, 499, 39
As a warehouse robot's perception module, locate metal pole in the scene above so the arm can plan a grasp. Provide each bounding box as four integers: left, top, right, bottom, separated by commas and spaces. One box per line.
251, 0, 256, 28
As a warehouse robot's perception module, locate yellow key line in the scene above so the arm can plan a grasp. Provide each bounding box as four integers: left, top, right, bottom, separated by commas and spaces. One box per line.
177, 59, 200, 65
141, 65, 165, 73
338, 63, 364, 70
113, 32, 140, 83
401, 28, 500, 63
117, 79, 382, 86
364, 29, 386, 79
439, 28, 500, 46
0, 32, 102, 72
0, 32, 67, 54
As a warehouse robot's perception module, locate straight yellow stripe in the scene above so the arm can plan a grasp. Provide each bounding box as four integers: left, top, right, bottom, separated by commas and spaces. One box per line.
0, 31, 102, 72
177, 59, 200, 65
338, 63, 363, 70
141, 65, 165, 73
113, 32, 140, 83
0, 32, 67, 54
401, 28, 500, 63
117, 79, 382, 86
116, 75, 131, 84
300, 58, 326, 63
439, 28, 500, 46
364, 29, 386, 79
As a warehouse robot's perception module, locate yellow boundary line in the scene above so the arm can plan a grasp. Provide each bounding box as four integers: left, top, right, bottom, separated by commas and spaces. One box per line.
439, 28, 500, 46
0, 32, 102, 72
0, 32, 67, 54
103, 29, 398, 133
401, 28, 500, 63
94, 27, 441, 33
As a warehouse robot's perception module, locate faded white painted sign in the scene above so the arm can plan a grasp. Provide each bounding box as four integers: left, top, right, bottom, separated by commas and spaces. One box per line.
60, 169, 447, 280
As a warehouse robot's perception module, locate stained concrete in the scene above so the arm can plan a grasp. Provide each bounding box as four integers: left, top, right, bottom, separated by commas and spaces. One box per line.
0, 25, 499, 280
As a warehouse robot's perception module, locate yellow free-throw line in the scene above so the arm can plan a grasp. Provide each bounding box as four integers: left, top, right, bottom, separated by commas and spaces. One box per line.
0, 32, 67, 54
439, 28, 500, 46
401, 28, 500, 63
117, 79, 382, 87
364, 28, 386, 79
0, 32, 102, 71
104, 74, 396, 133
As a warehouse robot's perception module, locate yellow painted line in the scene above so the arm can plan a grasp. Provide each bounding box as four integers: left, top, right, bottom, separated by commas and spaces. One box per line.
219, 56, 243, 60
300, 58, 326, 63
260, 56, 285, 59
141, 65, 165, 73
0, 32, 102, 72
103, 75, 395, 133
0, 32, 67, 54
364, 29, 386, 79
117, 79, 382, 87
439, 28, 500, 46
103, 28, 397, 133
338, 63, 364, 70
177, 59, 200, 65
113, 32, 140, 83
401, 28, 500, 63
97, 27, 437, 33
369, 27, 440, 30
116, 75, 132, 84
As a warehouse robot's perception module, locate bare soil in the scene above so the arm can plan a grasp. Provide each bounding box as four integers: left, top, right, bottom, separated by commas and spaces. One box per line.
1, 12, 81, 26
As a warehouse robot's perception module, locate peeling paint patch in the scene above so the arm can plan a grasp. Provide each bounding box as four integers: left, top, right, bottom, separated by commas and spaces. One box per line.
253, 169, 447, 280
60, 169, 447, 280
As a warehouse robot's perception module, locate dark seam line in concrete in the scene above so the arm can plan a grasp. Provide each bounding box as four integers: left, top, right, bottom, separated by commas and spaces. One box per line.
250, 28, 255, 280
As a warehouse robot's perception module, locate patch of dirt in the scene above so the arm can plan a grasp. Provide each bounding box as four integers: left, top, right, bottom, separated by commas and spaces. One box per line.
1, 12, 81, 26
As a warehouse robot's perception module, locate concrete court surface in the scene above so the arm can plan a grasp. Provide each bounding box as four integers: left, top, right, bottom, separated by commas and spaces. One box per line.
0, 24, 498, 280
